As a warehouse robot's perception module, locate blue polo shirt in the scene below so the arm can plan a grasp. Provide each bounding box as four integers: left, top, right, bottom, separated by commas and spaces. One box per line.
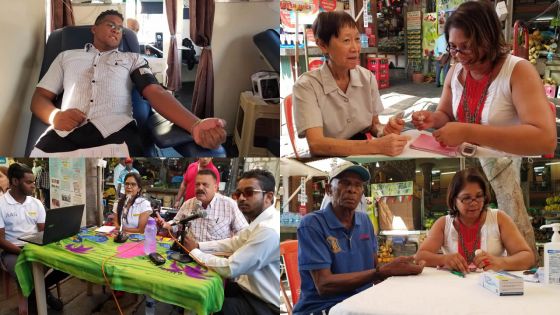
293, 203, 377, 315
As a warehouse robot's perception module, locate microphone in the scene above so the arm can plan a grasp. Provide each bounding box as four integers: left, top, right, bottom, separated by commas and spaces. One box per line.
172, 210, 207, 226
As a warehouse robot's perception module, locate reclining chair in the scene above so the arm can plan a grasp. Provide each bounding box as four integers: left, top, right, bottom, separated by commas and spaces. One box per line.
24, 25, 226, 157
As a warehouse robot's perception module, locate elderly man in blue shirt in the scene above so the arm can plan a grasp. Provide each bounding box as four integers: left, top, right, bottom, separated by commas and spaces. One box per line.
293, 162, 425, 315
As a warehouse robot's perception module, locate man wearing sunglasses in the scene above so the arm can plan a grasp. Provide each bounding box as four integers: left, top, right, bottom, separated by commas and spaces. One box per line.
293, 162, 425, 315
30, 10, 226, 156
184, 169, 280, 315
159, 169, 247, 242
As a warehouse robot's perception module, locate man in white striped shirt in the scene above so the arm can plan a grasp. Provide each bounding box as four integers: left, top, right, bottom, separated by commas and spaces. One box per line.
30, 10, 226, 156
160, 169, 248, 242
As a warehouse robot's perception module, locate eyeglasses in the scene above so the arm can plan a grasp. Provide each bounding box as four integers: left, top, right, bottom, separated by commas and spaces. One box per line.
232, 188, 266, 199
106, 22, 124, 33
446, 45, 472, 55
124, 182, 138, 187
458, 195, 484, 205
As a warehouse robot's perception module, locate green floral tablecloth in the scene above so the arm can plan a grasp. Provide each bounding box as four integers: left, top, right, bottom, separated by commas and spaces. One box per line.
15, 228, 224, 315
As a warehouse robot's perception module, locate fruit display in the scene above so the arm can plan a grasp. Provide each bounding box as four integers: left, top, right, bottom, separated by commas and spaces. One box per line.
529, 30, 543, 64
529, 29, 557, 65
544, 196, 560, 211
424, 217, 436, 230
543, 77, 558, 86
378, 243, 394, 263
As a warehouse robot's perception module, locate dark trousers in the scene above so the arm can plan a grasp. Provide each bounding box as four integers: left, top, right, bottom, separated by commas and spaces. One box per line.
34, 121, 143, 156
435, 62, 450, 87
216, 282, 279, 315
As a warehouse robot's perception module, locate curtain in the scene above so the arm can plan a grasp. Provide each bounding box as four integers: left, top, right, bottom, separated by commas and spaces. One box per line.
189, 0, 215, 118
51, 0, 75, 32
165, 0, 182, 91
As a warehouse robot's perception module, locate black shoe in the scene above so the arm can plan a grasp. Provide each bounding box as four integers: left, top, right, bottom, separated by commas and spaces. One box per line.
46, 292, 64, 311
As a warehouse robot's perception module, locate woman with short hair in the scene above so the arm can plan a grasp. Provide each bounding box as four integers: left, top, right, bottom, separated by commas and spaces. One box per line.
293, 11, 409, 156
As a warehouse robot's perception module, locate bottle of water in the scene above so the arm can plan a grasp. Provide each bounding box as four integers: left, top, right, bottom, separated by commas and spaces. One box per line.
144, 217, 157, 255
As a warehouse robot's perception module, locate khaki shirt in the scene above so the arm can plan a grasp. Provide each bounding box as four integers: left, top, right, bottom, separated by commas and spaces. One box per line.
293, 63, 384, 139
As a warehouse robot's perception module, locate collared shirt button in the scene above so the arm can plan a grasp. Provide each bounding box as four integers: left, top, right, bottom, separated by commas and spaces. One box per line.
346, 118, 351, 123
90, 99, 93, 102
92, 80, 95, 83
344, 98, 349, 102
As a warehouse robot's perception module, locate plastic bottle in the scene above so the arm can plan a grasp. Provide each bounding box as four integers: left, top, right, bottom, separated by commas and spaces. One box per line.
144, 217, 157, 255
540, 223, 560, 285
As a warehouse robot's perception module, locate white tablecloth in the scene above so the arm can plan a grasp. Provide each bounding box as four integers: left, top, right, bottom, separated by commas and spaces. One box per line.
350, 130, 509, 159
329, 267, 560, 315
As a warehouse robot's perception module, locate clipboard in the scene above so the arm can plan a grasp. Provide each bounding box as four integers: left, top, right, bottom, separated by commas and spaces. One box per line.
409, 134, 458, 157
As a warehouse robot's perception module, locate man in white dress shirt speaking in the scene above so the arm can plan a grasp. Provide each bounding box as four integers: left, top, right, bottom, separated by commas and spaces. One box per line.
184, 169, 280, 315
159, 169, 248, 242
30, 10, 226, 156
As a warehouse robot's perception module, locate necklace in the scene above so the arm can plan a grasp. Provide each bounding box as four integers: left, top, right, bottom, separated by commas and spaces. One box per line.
455, 214, 483, 264
458, 68, 493, 124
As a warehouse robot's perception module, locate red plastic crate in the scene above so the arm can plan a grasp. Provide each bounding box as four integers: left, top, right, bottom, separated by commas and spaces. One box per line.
367, 57, 389, 72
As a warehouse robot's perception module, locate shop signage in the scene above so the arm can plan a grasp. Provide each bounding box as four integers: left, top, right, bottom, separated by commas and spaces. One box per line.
320, 0, 336, 11
406, 11, 421, 31
372, 181, 413, 197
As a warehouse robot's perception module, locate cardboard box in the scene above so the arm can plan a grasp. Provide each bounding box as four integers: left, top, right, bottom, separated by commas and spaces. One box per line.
479, 271, 524, 296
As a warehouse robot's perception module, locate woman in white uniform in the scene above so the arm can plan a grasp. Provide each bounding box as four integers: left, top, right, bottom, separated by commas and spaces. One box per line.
411, 1, 556, 155
112, 172, 152, 233
415, 168, 534, 273
293, 11, 409, 156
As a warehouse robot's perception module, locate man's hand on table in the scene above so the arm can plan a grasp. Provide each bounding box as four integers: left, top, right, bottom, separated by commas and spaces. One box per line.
432, 122, 468, 147
379, 256, 425, 278
183, 235, 199, 252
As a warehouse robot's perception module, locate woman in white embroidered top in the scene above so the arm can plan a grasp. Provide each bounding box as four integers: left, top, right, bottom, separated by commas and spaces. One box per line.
415, 169, 534, 273
411, 1, 556, 155
112, 172, 152, 233
293, 11, 409, 156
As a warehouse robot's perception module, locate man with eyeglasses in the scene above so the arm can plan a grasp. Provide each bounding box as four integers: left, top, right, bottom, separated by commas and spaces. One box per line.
293, 162, 425, 315
183, 169, 280, 315
159, 169, 247, 242
30, 10, 226, 156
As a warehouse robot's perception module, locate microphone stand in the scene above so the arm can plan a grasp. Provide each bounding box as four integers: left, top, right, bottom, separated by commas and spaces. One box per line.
170, 222, 193, 263
171, 221, 190, 254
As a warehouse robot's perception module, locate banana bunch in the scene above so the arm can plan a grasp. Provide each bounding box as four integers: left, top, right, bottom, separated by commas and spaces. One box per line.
529, 30, 543, 64
378, 244, 394, 263
544, 204, 560, 211
545, 196, 560, 205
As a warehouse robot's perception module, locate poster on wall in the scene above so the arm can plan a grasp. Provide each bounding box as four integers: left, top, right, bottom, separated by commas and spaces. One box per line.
371, 181, 413, 197
406, 11, 422, 62
280, 0, 320, 31
49, 158, 86, 209
423, 13, 438, 58
436, 0, 460, 35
